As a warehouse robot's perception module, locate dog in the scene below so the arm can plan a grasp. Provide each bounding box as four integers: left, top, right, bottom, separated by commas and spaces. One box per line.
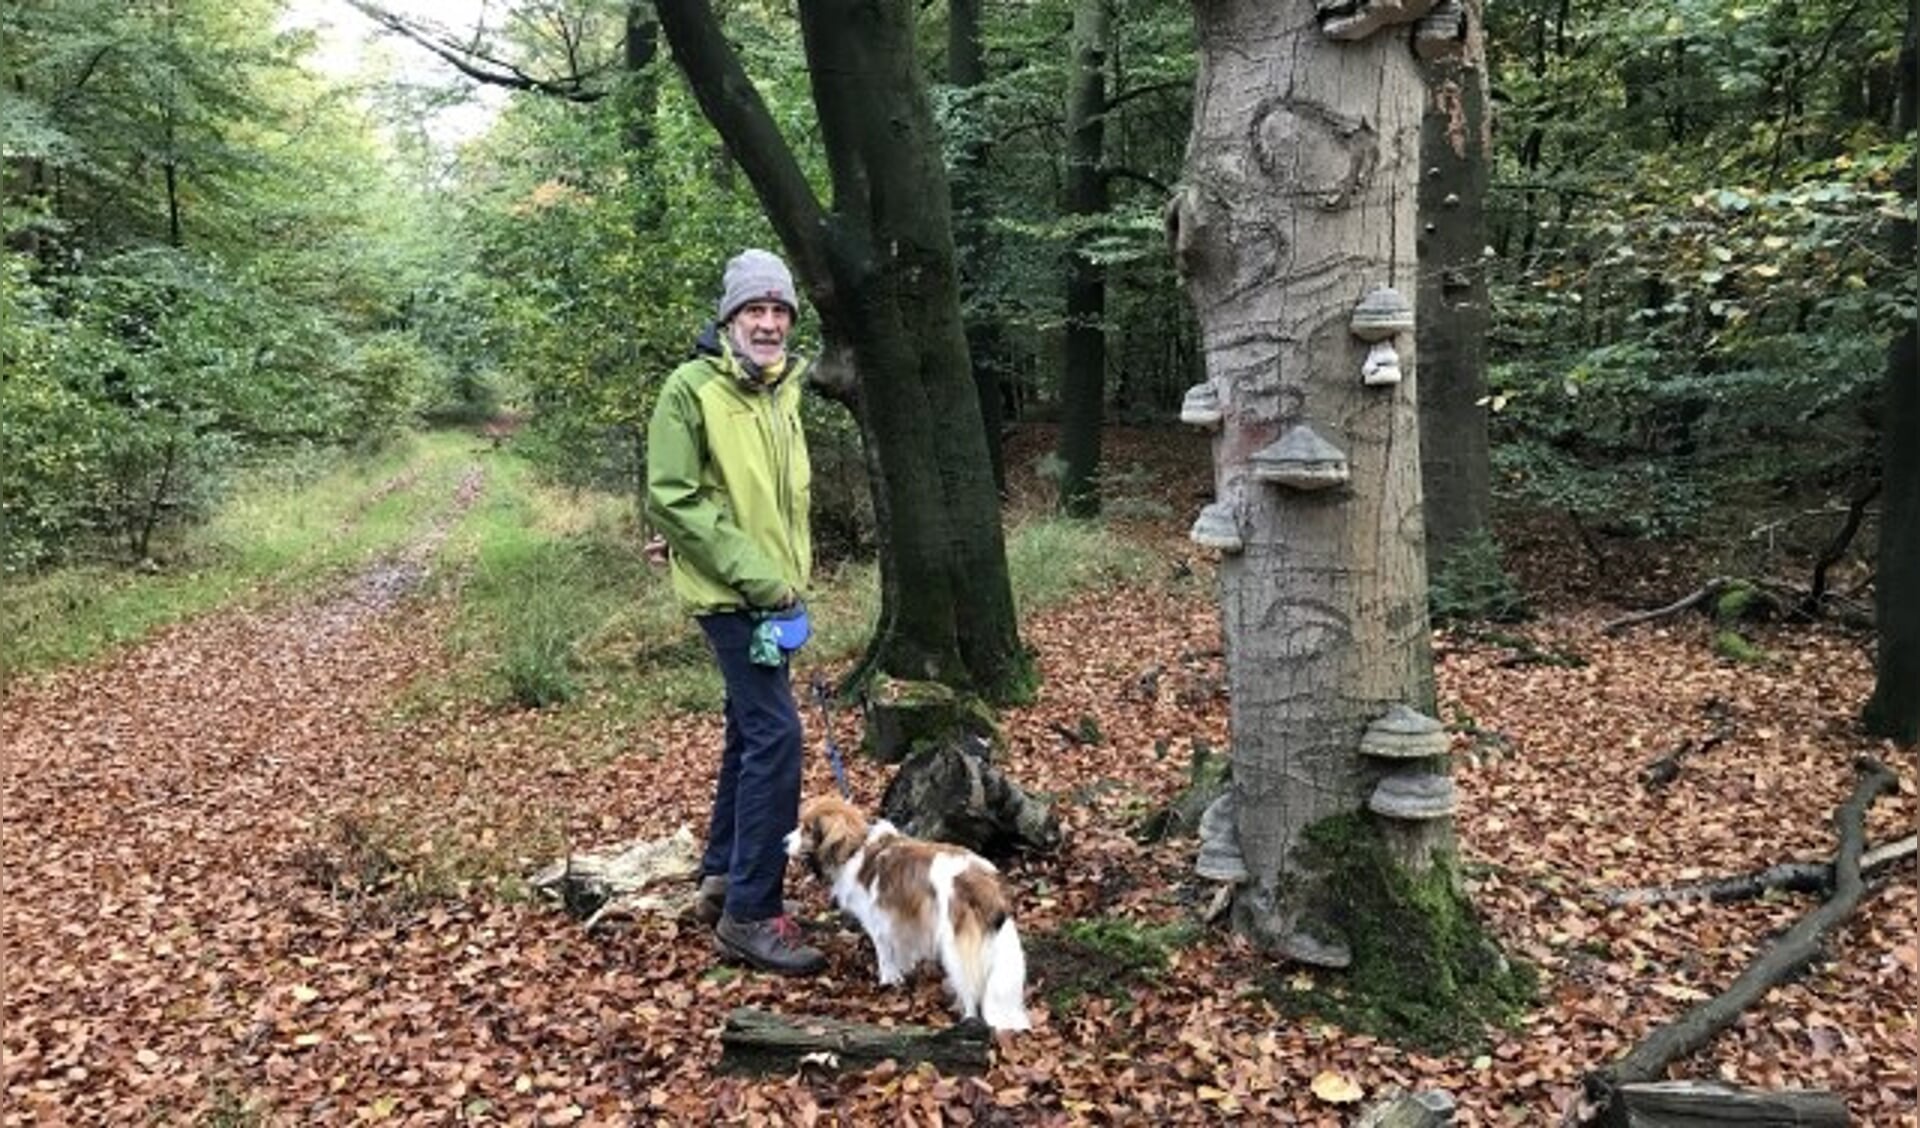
785, 795, 1030, 1031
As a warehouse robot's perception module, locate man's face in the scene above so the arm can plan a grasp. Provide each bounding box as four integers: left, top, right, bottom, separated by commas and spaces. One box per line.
728, 301, 794, 369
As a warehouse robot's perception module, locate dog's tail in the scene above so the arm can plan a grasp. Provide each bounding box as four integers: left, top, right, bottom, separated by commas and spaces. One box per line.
950, 869, 1029, 1032
977, 918, 1029, 1031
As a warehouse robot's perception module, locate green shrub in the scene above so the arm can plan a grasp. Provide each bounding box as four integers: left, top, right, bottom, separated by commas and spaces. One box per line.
1429, 529, 1528, 624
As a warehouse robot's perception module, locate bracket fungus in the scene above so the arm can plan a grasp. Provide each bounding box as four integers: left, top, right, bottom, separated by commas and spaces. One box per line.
1367, 772, 1458, 821
1359, 704, 1448, 760
1362, 340, 1402, 386
1194, 792, 1248, 883
1414, 0, 1468, 60
1250, 423, 1350, 491
1349, 285, 1415, 342
1179, 382, 1224, 428
1188, 500, 1244, 553
1315, 0, 1436, 42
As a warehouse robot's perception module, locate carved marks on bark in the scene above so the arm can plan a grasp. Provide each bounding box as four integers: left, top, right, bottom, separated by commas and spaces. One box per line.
1251, 99, 1380, 211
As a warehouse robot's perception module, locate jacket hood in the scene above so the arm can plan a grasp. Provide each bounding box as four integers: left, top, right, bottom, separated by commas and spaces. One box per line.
691, 321, 725, 359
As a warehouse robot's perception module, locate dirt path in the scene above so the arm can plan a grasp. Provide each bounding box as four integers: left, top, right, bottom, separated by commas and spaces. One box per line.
1, 466, 490, 1123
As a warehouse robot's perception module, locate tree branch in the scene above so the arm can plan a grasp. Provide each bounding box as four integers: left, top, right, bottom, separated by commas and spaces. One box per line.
653, 0, 836, 320
1601, 577, 1731, 635
1104, 78, 1186, 113
1101, 164, 1172, 196
343, 0, 610, 103
1582, 757, 1900, 1112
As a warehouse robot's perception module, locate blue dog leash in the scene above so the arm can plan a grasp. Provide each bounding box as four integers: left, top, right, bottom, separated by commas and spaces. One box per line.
809, 673, 854, 801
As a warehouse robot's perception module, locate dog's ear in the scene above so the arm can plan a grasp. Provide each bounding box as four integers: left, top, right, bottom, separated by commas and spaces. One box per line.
813, 804, 861, 871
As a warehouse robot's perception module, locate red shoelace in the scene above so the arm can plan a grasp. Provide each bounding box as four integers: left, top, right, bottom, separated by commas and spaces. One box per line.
767, 915, 806, 946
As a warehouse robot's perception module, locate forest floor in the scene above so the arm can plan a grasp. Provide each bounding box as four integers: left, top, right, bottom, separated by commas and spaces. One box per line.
2, 428, 1914, 1126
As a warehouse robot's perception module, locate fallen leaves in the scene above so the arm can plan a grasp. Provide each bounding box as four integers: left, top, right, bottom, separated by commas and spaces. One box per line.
2, 435, 1915, 1124
1309, 1069, 1364, 1104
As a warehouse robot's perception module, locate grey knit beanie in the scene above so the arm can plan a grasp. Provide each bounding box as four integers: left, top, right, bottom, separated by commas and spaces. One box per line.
717, 249, 799, 324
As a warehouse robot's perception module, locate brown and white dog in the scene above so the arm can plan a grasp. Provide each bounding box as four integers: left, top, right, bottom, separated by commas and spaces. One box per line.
785, 795, 1029, 1031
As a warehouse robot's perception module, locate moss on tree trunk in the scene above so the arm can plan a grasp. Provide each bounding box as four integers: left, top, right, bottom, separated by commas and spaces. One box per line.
1265, 814, 1534, 1052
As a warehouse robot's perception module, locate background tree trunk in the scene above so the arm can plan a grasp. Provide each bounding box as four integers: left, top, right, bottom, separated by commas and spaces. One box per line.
1172, 1, 1437, 957
947, 0, 1008, 494
1416, 1, 1493, 564
1057, 0, 1111, 517
1863, 0, 1917, 744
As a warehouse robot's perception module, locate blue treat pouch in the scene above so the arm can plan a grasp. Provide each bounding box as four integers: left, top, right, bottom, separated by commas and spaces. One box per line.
767, 603, 811, 653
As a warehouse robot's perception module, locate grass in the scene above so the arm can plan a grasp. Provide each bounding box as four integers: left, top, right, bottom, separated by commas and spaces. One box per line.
1005, 515, 1158, 615
4, 428, 1178, 727
0, 434, 479, 680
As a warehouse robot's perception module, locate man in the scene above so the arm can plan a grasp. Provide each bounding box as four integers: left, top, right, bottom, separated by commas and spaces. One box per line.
645, 249, 824, 975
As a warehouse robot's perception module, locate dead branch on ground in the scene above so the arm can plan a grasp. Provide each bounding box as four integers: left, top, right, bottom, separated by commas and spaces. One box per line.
1578, 757, 1899, 1122
717, 1007, 992, 1076
1602, 578, 1732, 635
1606, 835, 1915, 906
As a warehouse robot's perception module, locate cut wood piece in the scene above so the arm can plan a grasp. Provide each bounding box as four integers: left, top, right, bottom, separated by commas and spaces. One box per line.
716, 1007, 992, 1076
1580, 757, 1898, 1122
879, 736, 1061, 858
1600, 1080, 1847, 1126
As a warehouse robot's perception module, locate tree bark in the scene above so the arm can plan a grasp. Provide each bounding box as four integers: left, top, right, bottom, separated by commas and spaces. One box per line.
1056, 0, 1111, 517
1417, 0, 1493, 564
656, 0, 1029, 698
1596, 1082, 1848, 1127
1172, 1, 1437, 957
1863, 0, 1918, 744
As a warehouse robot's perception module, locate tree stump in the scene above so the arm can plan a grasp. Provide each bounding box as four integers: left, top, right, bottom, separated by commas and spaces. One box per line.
879, 735, 1061, 858
716, 1007, 992, 1076
863, 675, 1000, 764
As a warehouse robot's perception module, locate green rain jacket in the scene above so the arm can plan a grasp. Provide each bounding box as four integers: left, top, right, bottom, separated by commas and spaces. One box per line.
645, 327, 812, 614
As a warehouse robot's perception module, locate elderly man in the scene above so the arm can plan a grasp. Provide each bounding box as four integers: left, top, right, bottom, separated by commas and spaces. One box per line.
645, 249, 823, 975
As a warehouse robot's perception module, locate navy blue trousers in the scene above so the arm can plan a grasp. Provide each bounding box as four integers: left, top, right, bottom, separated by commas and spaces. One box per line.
697, 611, 803, 921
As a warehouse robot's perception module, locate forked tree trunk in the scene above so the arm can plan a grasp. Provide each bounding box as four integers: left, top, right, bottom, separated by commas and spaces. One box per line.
1416, 0, 1493, 563
656, 0, 1029, 698
1171, 0, 1438, 958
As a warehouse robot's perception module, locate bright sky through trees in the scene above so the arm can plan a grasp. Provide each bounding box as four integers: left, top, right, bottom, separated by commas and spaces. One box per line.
280, 0, 508, 144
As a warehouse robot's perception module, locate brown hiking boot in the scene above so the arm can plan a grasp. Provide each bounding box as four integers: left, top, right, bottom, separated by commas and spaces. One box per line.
689, 875, 806, 929
689, 875, 728, 927
714, 913, 826, 976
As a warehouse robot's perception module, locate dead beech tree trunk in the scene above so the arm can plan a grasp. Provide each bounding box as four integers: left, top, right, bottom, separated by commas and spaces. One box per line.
1170, 0, 1446, 961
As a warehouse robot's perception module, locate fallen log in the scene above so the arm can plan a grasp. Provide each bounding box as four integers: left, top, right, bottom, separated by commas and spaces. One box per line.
528, 827, 702, 930
716, 1007, 992, 1076
1605, 835, 1916, 906
1598, 1080, 1848, 1126
1579, 757, 1898, 1121
1602, 579, 1732, 635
